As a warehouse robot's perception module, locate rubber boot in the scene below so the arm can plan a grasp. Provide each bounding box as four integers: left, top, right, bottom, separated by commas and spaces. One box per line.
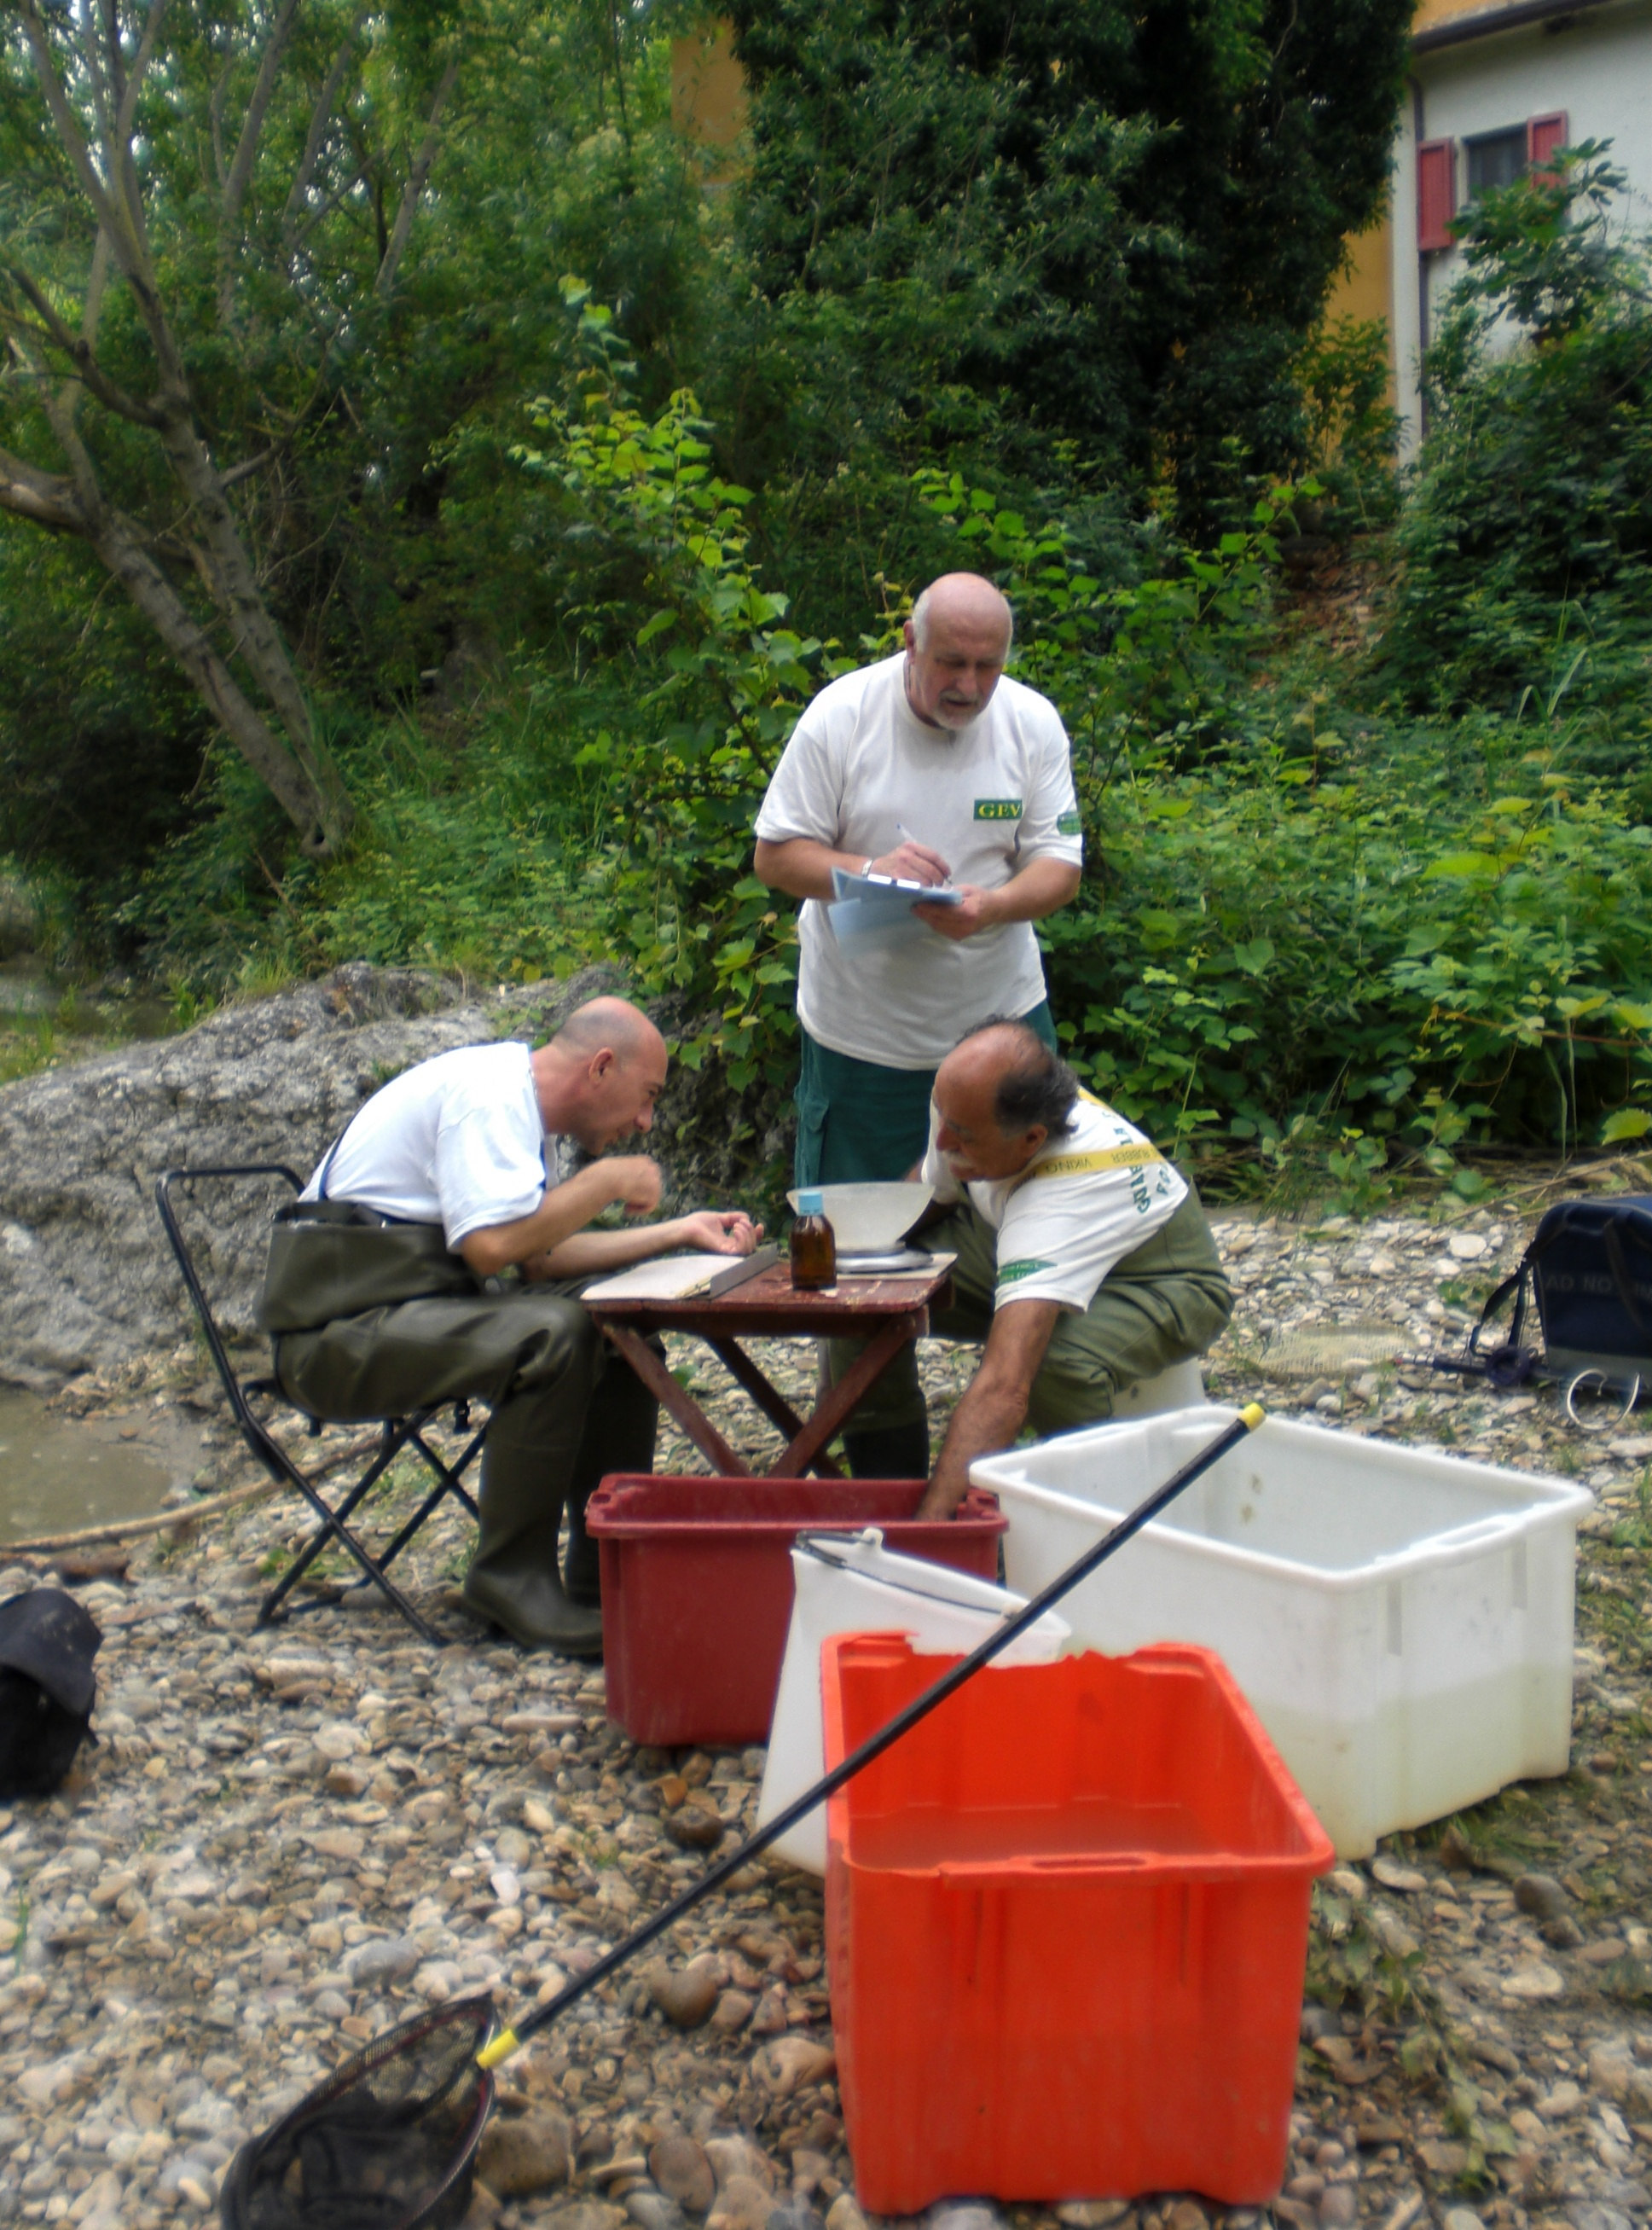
842, 1420, 931, 1481
563, 1493, 600, 1609
463, 1472, 606, 1658
564, 1338, 662, 1607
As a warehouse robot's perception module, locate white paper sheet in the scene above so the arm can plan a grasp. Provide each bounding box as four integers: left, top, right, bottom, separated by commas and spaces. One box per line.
581, 1253, 747, 1303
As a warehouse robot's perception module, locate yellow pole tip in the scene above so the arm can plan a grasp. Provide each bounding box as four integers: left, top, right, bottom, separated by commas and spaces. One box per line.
476, 2029, 520, 2072
1238, 1402, 1267, 1431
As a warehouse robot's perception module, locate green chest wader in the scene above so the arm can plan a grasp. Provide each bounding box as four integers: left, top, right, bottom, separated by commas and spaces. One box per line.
258, 1130, 484, 1336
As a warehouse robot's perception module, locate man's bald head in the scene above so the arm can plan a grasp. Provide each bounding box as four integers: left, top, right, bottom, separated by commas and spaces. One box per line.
535, 997, 669, 1152
910, 573, 1015, 658
903, 574, 1015, 730
552, 996, 664, 1068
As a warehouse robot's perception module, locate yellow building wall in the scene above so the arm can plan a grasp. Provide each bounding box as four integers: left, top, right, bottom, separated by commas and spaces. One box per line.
1411, 0, 1509, 30
1324, 214, 1395, 332
1319, 212, 1399, 408
671, 23, 747, 149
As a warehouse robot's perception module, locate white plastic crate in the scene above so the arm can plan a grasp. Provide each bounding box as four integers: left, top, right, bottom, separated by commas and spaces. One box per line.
972, 1405, 1592, 1857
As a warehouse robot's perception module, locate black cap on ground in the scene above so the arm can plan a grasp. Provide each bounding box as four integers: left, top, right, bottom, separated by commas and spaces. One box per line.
0, 1587, 101, 1717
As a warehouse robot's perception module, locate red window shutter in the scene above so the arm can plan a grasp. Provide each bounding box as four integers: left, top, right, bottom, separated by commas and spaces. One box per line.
1528, 110, 1568, 178
1417, 139, 1457, 251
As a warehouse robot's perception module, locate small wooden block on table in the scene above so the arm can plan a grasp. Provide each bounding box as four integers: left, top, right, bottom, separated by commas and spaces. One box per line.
585, 1259, 952, 1478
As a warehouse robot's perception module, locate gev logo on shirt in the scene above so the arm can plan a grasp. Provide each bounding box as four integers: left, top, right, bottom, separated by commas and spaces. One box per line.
974, 798, 1023, 821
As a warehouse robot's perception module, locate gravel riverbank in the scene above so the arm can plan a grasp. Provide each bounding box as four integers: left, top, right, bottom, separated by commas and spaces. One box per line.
1, 1198, 1649, 2230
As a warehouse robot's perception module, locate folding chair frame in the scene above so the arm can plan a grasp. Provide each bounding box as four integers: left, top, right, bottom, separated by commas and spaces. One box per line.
155, 1165, 485, 1646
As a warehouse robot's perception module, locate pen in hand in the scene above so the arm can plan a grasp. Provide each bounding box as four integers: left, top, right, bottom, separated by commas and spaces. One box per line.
893, 822, 952, 887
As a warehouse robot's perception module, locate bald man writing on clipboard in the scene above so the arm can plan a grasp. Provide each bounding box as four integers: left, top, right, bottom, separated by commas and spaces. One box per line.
753, 572, 1083, 1480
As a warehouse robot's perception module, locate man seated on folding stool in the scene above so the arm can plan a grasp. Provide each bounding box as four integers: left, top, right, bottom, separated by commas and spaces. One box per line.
268, 997, 760, 1657
902, 1017, 1234, 1519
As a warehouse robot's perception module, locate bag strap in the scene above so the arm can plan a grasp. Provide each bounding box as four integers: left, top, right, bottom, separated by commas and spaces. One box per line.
315, 1120, 351, 1204
1602, 1217, 1652, 1341
1467, 1199, 1652, 1360
1467, 1212, 1573, 1359
1469, 1255, 1533, 1361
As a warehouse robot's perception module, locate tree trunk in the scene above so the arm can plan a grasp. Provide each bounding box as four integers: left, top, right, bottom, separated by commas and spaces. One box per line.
153, 405, 353, 852
87, 502, 345, 852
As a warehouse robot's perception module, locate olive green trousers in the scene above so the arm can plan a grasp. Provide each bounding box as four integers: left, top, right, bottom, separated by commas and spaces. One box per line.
275, 1287, 658, 1519
830, 1185, 1234, 1445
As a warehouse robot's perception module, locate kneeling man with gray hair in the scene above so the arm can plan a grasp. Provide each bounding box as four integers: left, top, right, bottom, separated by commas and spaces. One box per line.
907, 1019, 1233, 1519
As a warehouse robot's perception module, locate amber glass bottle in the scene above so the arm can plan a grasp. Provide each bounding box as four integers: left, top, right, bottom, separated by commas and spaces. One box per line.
790, 1188, 837, 1289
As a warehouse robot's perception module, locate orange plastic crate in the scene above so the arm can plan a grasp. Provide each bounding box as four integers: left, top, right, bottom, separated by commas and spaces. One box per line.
822, 1636, 1333, 2212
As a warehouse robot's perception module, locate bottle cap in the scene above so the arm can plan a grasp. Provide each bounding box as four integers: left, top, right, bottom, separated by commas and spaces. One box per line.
797, 1188, 825, 1216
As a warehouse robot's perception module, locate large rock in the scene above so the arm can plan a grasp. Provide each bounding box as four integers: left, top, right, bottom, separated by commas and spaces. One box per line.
0, 961, 628, 1389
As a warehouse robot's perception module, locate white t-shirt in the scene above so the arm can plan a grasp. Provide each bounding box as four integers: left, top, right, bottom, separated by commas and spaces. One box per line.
754, 653, 1082, 1069
301, 1042, 553, 1251
921, 1095, 1186, 1312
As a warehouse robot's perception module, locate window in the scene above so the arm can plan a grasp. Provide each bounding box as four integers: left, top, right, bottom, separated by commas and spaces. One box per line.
1419, 110, 1574, 255
1466, 125, 1527, 199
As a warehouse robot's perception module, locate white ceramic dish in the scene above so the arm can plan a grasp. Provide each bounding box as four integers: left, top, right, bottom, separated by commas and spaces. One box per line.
785, 1181, 933, 1251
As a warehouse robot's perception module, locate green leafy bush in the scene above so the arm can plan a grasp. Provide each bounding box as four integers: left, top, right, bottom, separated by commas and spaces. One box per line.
907, 467, 1652, 1182
723, 0, 1414, 532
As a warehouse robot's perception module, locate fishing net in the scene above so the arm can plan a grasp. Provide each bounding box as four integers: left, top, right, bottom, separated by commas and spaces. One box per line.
1256, 1321, 1410, 1380
219, 1996, 495, 2230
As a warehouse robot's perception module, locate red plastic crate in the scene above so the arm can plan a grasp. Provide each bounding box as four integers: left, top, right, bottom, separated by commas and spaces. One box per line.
822, 1635, 1333, 2212
584, 1476, 1006, 1747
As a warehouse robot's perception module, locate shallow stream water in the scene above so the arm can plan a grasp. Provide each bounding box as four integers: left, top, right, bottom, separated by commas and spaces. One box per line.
0, 947, 206, 1543
0, 1387, 205, 1546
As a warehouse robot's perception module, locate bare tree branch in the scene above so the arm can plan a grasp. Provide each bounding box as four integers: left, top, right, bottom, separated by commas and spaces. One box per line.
209, 61, 233, 193
78, 0, 118, 174
3, 268, 162, 427
14, 332, 340, 850
23, 5, 201, 409
86, 501, 340, 849
374, 59, 458, 299
0, 441, 84, 534
113, 0, 169, 154
219, 445, 279, 490
83, 226, 113, 349
19, 3, 126, 252
108, 0, 171, 298
223, 0, 300, 242
10, 0, 353, 854
283, 18, 364, 253
153, 408, 351, 828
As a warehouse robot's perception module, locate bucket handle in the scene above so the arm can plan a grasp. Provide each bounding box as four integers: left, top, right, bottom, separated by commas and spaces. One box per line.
794, 1528, 1033, 1615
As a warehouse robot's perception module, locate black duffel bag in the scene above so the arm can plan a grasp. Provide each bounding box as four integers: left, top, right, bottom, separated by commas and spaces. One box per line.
0, 1588, 101, 1798
1469, 1194, 1652, 1391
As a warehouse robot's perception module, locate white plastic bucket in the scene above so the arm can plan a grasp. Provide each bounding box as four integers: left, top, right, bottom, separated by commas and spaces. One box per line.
756, 1528, 1070, 1873
1110, 1356, 1209, 1420
973, 1406, 1593, 1857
